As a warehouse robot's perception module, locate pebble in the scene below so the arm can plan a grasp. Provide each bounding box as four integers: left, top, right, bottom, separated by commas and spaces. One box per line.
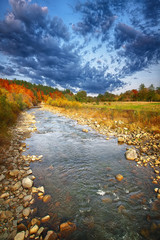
0, 192, 9, 199
41, 215, 50, 223
9, 169, 19, 177
11, 181, 21, 191
30, 225, 39, 234
22, 207, 31, 217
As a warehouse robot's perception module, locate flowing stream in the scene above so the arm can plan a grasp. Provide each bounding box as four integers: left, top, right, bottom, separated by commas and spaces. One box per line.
24, 109, 159, 240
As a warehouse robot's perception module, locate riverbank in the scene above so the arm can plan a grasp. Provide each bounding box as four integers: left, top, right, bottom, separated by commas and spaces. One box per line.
42, 105, 160, 189
0, 106, 160, 240
0, 111, 76, 240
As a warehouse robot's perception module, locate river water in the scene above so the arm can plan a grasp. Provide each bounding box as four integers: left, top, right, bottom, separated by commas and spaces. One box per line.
24, 109, 159, 240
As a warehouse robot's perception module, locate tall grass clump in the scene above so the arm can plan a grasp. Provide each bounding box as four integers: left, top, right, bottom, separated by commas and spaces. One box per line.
46, 97, 82, 109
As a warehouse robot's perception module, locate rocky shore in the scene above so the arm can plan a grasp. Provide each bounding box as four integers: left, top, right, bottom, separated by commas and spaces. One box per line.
0, 106, 160, 240
42, 105, 160, 195
0, 111, 76, 240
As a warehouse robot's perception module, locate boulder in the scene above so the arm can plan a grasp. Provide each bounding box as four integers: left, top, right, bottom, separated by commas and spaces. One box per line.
125, 148, 137, 160
22, 177, 33, 189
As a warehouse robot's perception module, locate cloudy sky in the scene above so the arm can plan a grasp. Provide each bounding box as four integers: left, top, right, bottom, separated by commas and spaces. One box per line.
0, 0, 160, 94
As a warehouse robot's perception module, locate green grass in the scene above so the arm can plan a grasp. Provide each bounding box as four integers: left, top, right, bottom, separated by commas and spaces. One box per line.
84, 102, 160, 114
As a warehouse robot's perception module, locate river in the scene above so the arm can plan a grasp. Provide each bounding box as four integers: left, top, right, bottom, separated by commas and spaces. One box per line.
24, 109, 159, 240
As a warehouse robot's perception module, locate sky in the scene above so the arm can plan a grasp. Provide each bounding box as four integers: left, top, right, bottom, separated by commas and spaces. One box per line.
0, 0, 160, 95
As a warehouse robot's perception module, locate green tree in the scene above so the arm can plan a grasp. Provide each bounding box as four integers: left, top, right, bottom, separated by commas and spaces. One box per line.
75, 91, 87, 102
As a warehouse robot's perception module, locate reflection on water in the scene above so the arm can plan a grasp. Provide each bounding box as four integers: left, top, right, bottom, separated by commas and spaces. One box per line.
24, 109, 159, 240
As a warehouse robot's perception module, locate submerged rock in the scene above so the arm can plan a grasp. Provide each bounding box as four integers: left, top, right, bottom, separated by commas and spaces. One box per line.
82, 129, 88, 133
125, 148, 137, 160
60, 221, 76, 237
43, 194, 51, 203
116, 174, 123, 181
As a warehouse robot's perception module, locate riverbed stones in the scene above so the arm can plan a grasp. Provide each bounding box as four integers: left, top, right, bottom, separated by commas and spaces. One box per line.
125, 148, 137, 160
82, 129, 88, 133
14, 231, 25, 240
22, 177, 33, 188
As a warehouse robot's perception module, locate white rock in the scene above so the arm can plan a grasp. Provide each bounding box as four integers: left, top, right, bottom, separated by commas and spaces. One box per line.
14, 231, 25, 240
97, 190, 105, 196
22, 177, 33, 189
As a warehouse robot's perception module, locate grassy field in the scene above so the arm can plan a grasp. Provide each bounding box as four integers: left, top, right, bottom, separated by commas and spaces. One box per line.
51, 101, 160, 134
84, 102, 160, 114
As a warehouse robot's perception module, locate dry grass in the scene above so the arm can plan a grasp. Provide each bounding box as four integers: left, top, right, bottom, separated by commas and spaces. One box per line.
46, 102, 160, 133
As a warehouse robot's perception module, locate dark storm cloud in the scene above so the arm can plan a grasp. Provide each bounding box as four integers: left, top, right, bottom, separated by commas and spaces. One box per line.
73, 0, 116, 40
74, 0, 160, 81
115, 22, 160, 76
0, 65, 15, 76
0, 0, 126, 93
